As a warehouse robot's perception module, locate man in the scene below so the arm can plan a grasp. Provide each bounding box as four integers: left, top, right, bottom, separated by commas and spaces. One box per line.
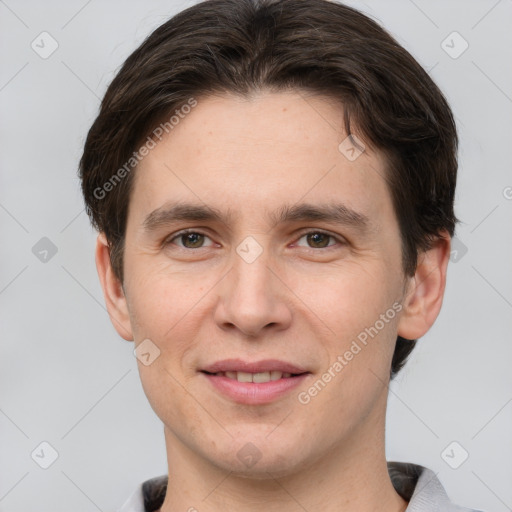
79, 0, 483, 510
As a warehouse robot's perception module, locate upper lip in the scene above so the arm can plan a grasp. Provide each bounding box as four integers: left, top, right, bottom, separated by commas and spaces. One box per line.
201, 359, 309, 374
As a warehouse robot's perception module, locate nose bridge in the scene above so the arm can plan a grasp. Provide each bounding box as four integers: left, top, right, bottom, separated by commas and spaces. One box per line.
231, 235, 275, 305
214, 234, 291, 336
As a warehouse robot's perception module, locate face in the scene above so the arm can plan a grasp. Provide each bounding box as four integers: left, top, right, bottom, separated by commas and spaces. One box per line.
101, 91, 424, 477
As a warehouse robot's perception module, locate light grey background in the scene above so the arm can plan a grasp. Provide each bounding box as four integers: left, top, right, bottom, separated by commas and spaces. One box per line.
1, 1, 511, 511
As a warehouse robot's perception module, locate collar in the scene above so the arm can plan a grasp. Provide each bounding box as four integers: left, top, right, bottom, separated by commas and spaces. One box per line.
118, 461, 481, 512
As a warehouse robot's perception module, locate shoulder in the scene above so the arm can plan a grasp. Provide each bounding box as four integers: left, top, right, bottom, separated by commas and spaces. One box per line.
388, 461, 485, 512
117, 475, 167, 512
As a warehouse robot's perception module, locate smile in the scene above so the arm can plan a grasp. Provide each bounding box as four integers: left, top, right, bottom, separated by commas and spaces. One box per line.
200, 359, 310, 404
206, 370, 294, 382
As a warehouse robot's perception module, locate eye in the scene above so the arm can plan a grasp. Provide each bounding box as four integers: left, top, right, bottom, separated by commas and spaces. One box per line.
165, 229, 343, 251
166, 230, 215, 249
295, 231, 341, 249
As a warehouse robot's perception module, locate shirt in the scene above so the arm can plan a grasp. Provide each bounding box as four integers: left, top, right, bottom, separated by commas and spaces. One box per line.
117, 462, 484, 512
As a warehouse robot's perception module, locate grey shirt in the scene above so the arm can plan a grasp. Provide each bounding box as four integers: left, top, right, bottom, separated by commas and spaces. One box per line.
117, 462, 484, 512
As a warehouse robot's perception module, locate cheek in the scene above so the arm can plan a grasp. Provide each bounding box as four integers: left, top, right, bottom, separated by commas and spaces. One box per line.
298, 259, 400, 332
297, 259, 402, 401
303, 286, 399, 437
125, 266, 206, 425
123, 260, 212, 381
124, 257, 196, 338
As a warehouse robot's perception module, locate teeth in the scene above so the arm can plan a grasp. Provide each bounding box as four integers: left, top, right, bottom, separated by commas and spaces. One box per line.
252, 371, 271, 383
215, 371, 295, 382
237, 371, 253, 383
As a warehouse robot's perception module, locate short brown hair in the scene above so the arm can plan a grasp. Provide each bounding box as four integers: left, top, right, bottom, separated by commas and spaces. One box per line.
79, 0, 458, 378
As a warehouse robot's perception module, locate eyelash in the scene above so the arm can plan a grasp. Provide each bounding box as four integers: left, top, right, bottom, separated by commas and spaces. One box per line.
165, 229, 344, 251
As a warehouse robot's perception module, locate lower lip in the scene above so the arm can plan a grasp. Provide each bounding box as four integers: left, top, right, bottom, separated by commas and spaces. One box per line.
202, 373, 309, 405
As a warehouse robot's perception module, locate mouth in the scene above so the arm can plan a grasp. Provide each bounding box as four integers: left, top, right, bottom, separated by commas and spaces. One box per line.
201, 370, 302, 382
200, 359, 311, 404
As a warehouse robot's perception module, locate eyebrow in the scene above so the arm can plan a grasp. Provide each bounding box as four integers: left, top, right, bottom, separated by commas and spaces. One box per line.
142, 201, 371, 233
143, 202, 234, 231
269, 202, 370, 231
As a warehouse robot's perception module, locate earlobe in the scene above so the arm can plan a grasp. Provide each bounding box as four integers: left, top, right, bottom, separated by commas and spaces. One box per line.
397, 233, 451, 341
95, 233, 134, 341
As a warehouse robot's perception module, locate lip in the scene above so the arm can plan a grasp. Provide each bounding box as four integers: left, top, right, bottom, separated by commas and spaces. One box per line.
202, 373, 309, 405
201, 358, 308, 374
200, 359, 310, 405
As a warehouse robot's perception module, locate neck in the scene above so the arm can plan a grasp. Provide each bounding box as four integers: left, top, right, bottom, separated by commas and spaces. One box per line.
159, 395, 407, 512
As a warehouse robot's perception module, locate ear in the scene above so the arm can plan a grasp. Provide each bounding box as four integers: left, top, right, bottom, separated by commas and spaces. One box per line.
95, 233, 134, 341
397, 232, 451, 340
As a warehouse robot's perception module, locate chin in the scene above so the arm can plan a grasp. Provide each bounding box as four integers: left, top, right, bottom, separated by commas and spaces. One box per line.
207, 432, 309, 479
217, 451, 304, 480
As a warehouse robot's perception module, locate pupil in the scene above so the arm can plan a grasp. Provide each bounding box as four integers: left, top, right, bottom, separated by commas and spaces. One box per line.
184, 233, 203, 248
308, 233, 329, 248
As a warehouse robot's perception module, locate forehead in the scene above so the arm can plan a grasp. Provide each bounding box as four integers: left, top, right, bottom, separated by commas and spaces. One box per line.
130, 91, 392, 227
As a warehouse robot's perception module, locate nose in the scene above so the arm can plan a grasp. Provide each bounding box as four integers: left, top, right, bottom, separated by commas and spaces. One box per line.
213, 243, 293, 338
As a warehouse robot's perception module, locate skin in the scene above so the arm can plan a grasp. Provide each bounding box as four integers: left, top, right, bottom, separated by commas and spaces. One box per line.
96, 91, 450, 512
